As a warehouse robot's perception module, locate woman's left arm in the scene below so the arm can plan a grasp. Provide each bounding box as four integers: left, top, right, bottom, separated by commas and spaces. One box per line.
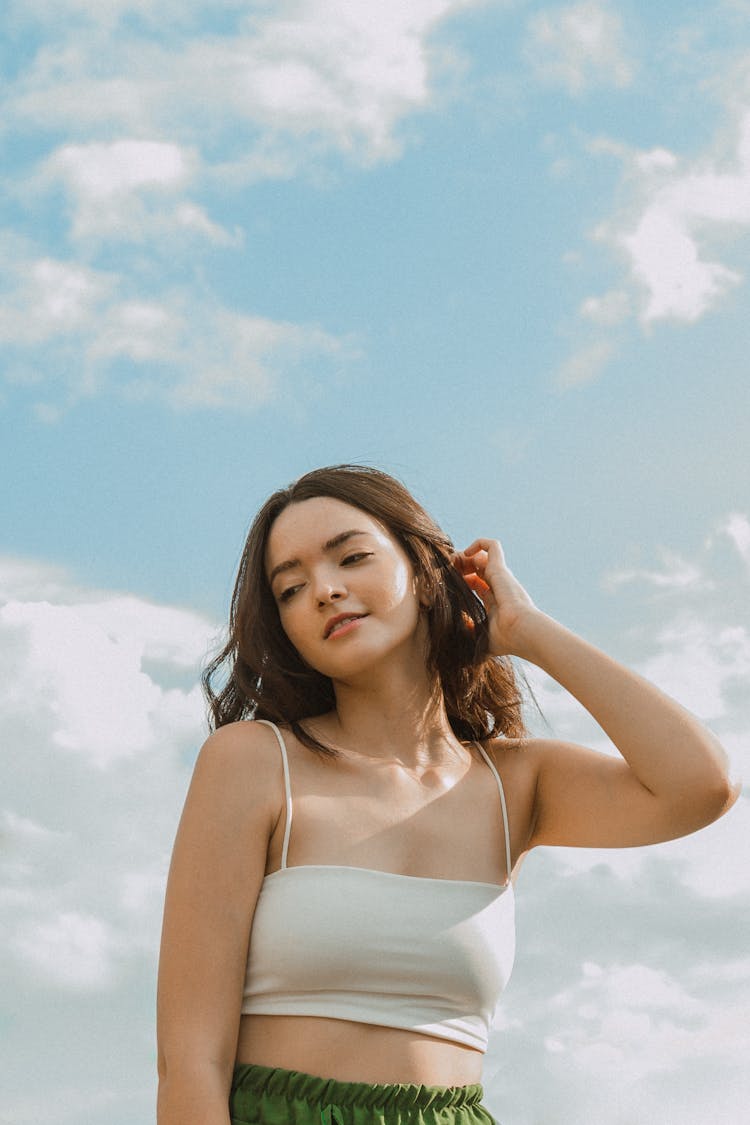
457, 539, 741, 849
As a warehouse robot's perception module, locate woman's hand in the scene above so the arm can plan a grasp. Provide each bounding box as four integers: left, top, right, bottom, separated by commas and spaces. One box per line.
453, 538, 539, 658
455, 541, 738, 852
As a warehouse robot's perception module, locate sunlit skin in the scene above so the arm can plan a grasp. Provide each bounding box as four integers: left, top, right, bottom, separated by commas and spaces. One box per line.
156, 497, 739, 1122
266, 497, 430, 691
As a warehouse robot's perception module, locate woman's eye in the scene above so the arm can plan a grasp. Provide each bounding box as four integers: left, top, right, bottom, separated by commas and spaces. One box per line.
278, 584, 301, 603
341, 552, 371, 566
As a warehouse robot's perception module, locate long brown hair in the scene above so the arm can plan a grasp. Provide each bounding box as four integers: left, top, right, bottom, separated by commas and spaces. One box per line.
203, 464, 527, 753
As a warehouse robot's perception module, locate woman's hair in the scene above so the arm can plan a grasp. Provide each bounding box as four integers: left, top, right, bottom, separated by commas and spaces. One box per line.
203, 464, 527, 753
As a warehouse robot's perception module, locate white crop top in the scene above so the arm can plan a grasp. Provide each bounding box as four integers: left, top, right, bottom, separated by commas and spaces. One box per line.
240, 720, 515, 1052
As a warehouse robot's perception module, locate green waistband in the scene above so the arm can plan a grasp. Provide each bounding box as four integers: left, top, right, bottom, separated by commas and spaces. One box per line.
231, 1062, 484, 1112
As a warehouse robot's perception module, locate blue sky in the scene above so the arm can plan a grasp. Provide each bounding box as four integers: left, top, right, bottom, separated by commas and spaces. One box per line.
1, 3, 749, 1123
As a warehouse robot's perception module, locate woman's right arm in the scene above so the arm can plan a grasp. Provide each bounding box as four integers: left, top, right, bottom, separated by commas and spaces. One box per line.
156, 722, 282, 1125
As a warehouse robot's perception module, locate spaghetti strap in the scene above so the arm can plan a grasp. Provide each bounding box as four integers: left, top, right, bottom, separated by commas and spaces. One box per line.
474, 742, 513, 883
255, 720, 293, 870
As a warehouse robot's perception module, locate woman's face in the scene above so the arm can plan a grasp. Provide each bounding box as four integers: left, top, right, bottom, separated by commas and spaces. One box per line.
265, 496, 428, 680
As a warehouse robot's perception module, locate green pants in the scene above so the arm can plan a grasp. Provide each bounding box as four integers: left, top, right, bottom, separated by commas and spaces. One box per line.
230, 1063, 498, 1125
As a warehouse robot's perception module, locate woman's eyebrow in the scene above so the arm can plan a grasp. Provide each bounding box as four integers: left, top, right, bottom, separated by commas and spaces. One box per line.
268, 529, 369, 586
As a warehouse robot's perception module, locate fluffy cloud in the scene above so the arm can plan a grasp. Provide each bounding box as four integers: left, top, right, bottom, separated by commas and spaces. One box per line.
1, 4, 436, 415
487, 839, 750, 1124
591, 108, 750, 324
0, 253, 117, 348
0, 552, 211, 774
579, 288, 631, 326
722, 512, 750, 568
559, 97, 750, 386
603, 548, 710, 594
552, 510, 750, 774
5, 0, 474, 173
556, 337, 616, 388
47, 140, 190, 199
0, 246, 355, 414
0, 556, 218, 1121
10, 910, 119, 990
0, 564, 213, 905
34, 140, 240, 245
525, 1, 633, 95
1, 592, 211, 767
530, 951, 750, 1122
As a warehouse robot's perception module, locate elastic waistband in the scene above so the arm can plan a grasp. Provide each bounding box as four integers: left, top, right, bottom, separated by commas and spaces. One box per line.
231, 1062, 484, 1112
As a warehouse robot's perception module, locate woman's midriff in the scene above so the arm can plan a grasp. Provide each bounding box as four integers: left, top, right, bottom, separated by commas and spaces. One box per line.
236, 1014, 484, 1085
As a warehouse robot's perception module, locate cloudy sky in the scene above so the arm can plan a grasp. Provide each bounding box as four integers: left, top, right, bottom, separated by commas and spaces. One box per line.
1, 2, 748, 1122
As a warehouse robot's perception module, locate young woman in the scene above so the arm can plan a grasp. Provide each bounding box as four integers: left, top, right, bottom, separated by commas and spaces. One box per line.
156, 465, 738, 1125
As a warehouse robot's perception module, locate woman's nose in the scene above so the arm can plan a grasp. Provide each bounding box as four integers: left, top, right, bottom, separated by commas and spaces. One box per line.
315, 576, 345, 606
317, 586, 343, 606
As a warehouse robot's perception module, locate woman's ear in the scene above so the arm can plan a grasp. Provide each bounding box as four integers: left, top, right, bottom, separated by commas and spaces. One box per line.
414, 572, 433, 611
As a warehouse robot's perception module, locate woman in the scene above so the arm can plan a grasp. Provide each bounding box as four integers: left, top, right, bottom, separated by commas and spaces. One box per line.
156, 464, 738, 1125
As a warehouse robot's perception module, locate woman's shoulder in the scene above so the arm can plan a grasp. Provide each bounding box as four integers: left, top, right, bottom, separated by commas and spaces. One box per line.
483, 733, 607, 799
480, 736, 556, 852
481, 734, 551, 787
481, 733, 533, 761
483, 733, 564, 757
199, 717, 286, 753
192, 720, 289, 804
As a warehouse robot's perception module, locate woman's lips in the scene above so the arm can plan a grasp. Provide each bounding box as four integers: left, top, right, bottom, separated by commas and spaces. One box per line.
324, 613, 367, 639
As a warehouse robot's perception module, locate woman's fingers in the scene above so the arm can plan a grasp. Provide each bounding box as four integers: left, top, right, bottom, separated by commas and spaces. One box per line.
454, 540, 505, 587
462, 538, 506, 566
453, 557, 489, 593
451, 550, 472, 574
462, 572, 491, 595
454, 538, 537, 656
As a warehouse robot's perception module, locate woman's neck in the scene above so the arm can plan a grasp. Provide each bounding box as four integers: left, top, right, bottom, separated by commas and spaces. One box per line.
316, 670, 464, 770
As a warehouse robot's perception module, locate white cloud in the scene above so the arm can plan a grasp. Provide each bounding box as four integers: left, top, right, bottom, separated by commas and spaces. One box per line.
174, 200, 240, 244
0, 583, 210, 769
0, 557, 74, 603
0, 256, 117, 347
0, 2, 470, 418
620, 206, 742, 323
539, 955, 750, 1105
0, 248, 356, 412
0, 556, 213, 1011
637, 614, 750, 724
603, 548, 709, 593
579, 288, 631, 325
1, 809, 70, 844
5, 1, 475, 175
722, 512, 750, 568
584, 108, 750, 325
525, 1, 633, 95
47, 139, 190, 198
556, 337, 615, 388
634, 147, 678, 174
0, 557, 216, 1121
11, 911, 118, 989
487, 838, 750, 1124
87, 299, 182, 365
159, 307, 354, 410
656, 794, 750, 899
36, 140, 239, 245
556, 960, 703, 1018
